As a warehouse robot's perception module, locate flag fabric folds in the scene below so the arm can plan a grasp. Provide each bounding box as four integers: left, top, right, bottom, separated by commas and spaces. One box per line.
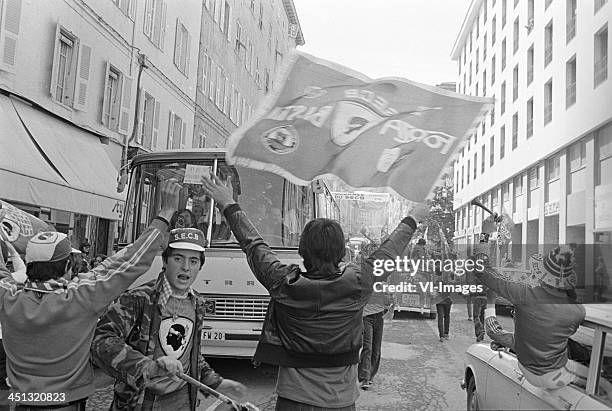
227, 51, 493, 202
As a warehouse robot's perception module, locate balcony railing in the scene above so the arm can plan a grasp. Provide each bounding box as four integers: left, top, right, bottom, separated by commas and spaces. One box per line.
527, 119, 534, 137
545, 46, 553, 66
566, 16, 576, 43
544, 104, 552, 124
595, 56, 608, 86
566, 81, 576, 107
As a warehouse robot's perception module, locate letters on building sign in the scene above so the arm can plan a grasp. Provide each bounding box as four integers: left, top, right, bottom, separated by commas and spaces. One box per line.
544, 201, 560, 217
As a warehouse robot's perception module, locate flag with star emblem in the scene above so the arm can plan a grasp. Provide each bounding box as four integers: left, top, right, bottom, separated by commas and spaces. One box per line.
226, 51, 493, 202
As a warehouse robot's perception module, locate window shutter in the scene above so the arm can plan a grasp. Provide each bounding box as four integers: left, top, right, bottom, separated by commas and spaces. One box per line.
118, 75, 132, 135
173, 18, 179, 67
73, 43, 91, 111
152, 100, 160, 149
181, 121, 186, 148
144, 0, 153, 37
167, 111, 174, 149
101, 61, 111, 124
185, 31, 190, 76
0, 0, 22, 73
128, 0, 136, 20
49, 23, 62, 99
137, 88, 145, 145
160, 1, 167, 51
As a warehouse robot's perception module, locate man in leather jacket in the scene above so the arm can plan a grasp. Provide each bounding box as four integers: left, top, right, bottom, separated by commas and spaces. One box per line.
201, 174, 428, 410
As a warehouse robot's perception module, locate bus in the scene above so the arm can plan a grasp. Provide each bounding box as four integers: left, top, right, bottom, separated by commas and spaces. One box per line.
120, 149, 340, 358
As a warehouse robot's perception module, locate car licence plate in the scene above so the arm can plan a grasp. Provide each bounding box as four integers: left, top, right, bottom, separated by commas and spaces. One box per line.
202, 331, 225, 341
402, 294, 420, 306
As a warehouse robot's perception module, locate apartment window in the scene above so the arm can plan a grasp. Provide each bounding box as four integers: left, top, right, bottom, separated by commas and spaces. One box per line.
473, 153, 478, 179
52, 31, 77, 106
235, 21, 245, 59
529, 166, 540, 189
201, 53, 211, 95
492, 189, 499, 206
483, 34, 487, 59
469, 30, 473, 52
545, 0, 553, 9
264, 69, 270, 93
461, 165, 465, 188
513, 64, 519, 101
173, 21, 190, 76
144, 0, 167, 50
481, 145, 486, 173
469, 62, 473, 84
140, 92, 160, 150
501, 81, 506, 113
491, 94, 496, 125
526, 98, 534, 138
113, 0, 136, 19
102, 67, 121, 134
483, 70, 487, 95
502, 0, 507, 27
167, 112, 185, 149
490, 136, 495, 166
476, 82, 479, 96
545, 21, 553, 66
569, 140, 586, 171
595, 0, 608, 13
467, 159, 471, 183
491, 55, 496, 84
456, 169, 460, 193
512, 113, 518, 149
527, 0, 535, 33
514, 175, 523, 196
492, 16, 497, 45
527, 45, 534, 85
194, 133, 206, 149
484, 0, 488, 21
215, 66, 224, 108
544, 79, 553, 124
221, 1, 231, 35
566, 0, 576, 43
258, 2, 263, 30
514, 0, 519, 7
500, 126, 506, 158
566, 56, 577, 107
547, 155, 560, 181
482, 119, 486, 135
476, 49, 479, 72
502, 38, 507, 69
594, 25, 609, 87
208, 59, 215, 101
513, 17, 519, 54
476, 15, 480, 38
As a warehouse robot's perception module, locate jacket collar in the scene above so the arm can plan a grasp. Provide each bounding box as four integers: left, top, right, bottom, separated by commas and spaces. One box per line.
24, 277, 68, 293
156, 273, 195, 307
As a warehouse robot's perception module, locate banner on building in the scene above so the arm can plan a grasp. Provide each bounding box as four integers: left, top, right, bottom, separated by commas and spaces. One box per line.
226, 51, 493, 202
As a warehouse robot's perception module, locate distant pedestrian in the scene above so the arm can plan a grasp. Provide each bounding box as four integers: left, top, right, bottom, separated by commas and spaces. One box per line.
433, 270, 452, 342
595, 256, 609, 302
467, 259, 488, 342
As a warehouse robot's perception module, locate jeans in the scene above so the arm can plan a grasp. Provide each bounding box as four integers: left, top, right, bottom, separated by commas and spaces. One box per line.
358, 312, 384, 382
473, 297, 487, 337
436, 303, 451, 337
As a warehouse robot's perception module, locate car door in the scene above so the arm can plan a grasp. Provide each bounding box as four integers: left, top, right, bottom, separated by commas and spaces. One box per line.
485, 349, 522, 409
519, 381, 584, 410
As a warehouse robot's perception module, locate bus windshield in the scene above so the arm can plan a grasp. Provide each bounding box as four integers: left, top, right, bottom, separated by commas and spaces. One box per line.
121, 157, 315, 248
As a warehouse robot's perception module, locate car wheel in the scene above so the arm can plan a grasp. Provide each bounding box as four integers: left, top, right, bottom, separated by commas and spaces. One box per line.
429, 312, 437, 319
466, 377, 479, 411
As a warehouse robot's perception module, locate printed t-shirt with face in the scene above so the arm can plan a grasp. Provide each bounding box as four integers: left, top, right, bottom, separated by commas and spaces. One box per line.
147, 294, 196, 395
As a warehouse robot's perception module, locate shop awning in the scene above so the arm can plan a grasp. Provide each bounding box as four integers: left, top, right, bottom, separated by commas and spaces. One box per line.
0, 95, 125, 220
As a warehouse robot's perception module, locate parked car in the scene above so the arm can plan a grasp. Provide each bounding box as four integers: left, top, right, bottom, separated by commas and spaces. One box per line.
461, 304, 612, 410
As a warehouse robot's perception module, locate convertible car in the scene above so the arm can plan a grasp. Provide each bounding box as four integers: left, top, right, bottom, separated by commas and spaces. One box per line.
461, 304, 612, 410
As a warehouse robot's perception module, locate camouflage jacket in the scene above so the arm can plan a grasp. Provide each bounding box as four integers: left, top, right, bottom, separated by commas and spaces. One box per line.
91, 273, 222, 411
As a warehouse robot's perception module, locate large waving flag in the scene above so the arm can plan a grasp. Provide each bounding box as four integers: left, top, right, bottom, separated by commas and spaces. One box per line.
227, 51, 493, 202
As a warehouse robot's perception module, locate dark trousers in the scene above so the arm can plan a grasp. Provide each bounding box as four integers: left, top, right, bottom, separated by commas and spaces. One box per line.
358, 311, 384, 382
473, 297, 487, 337
465, 295, 473, 318
276, 397, 356, 411
436, 303, 451, 337
14, 400, 86, 411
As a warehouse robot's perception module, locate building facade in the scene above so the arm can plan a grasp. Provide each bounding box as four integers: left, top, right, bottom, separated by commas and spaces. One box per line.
194, 0, 304, 148
450, 0, 611, 295
1, 0, 202, 257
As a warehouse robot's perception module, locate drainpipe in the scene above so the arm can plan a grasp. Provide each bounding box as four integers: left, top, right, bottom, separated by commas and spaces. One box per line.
118, 53, 147, 193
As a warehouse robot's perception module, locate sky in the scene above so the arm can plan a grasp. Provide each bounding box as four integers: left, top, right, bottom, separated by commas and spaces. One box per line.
292, 0, 472, 87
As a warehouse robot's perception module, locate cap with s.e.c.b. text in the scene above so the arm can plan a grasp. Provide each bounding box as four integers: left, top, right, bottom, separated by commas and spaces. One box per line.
168, 228, 206, 251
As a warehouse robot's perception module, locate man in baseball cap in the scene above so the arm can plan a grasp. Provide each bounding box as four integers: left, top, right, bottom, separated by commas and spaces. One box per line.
93, 227, 246, 410
0, 179, 182, 409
